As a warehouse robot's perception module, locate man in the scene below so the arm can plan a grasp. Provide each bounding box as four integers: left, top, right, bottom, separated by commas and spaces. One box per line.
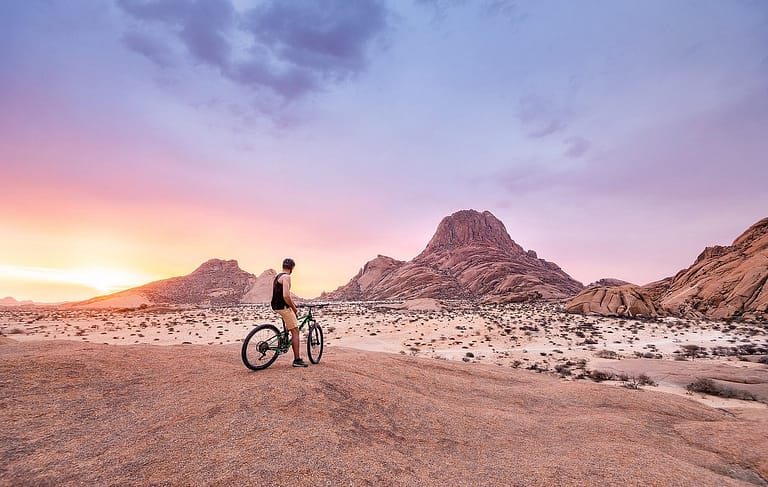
271, 258, 309, 368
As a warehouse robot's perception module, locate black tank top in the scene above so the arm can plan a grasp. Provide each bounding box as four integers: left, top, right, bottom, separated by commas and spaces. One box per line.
271, 273, 288, 310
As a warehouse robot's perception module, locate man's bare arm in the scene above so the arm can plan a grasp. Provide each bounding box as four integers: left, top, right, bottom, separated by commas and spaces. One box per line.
282, 275, 298, 315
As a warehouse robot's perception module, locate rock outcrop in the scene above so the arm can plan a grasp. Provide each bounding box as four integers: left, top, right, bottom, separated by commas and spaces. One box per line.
642, 277, 673, 304
587, 278, 631, 288
658, 217, 768, 320
323, 210, 583, 302
566, 217, 768, 321
73, 259, 277, 308
565, 285, 661, 318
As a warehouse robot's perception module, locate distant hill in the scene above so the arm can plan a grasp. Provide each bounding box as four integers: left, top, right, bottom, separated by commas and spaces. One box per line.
567, 216, 768, 320
323, 209, 583, 303
71, 259, 277, 308
656, 216, 768, 320
0, 296, 34, 307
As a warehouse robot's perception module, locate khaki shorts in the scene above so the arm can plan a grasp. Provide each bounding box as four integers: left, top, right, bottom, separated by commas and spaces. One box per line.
276, 308, 299, 331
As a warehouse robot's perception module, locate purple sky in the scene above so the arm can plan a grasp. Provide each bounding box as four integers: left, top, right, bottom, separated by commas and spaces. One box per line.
1, 0, 767, 300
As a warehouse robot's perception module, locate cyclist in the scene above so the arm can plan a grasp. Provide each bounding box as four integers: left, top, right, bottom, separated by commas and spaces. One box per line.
271, 258, 309, 368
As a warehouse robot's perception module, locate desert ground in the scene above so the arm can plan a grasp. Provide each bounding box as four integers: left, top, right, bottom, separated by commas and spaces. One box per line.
2, 300, 766, 403
2, 300, 768, 485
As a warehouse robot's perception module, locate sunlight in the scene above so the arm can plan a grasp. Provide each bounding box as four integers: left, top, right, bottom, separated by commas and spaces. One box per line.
0, 265, 156, 296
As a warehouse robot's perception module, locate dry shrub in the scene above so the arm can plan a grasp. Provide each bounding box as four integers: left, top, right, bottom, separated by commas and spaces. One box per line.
554, 364, 571, 377
623, 374, 657, 389
686, 378, 757, 401
589, 370, 615, 382
595, 350, 619, 360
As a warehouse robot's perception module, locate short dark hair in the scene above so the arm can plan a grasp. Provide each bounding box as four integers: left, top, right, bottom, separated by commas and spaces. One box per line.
282, 258, 295, 270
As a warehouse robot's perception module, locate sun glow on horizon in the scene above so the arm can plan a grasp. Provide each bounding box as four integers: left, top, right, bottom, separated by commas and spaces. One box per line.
0, 265, 159, 302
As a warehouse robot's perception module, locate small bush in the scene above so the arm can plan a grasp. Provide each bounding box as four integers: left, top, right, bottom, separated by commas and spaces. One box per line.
623, 374, 658, 389
526, 363, 547, 373
758, 356, 768, 365
638, 352, 661, 359
636, 374, 657, 386
595, 350, 619, 360
554, 364, 571, 377
679, 344, 707, 359
589, 370, 615, 382
686, 378, 757, 401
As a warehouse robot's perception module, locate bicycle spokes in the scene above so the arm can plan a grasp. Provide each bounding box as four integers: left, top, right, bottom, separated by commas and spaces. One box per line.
242, 324, 281, 371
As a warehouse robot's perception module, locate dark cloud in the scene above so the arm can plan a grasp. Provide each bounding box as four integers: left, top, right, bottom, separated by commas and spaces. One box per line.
121, 30, 175, 68
414, 0, 462, 20
118, 0, 235, 68
481, 0, 521, 19
177, 1, 234, 67
230, 58, 318, 100
116, 0, 189, 21
492, 161, 574, 199
499, 88, 768, 205
117, 0, 391, 106
415, 0, 520, 22
563, 136, 590, 159
516, 94, 568, 138
241, 1, 388, 78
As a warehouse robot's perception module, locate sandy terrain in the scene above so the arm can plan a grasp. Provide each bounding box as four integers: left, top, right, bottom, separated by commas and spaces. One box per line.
2, 301, 767, 404
2, 339, 768, 486
1, 301, 767, 484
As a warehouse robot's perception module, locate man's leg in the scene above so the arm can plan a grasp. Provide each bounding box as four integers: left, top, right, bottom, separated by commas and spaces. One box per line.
290, 327, 300, 360
279, 309, 306, 367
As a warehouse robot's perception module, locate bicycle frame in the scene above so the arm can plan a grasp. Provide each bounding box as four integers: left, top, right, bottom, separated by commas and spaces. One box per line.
270, 307, 318, 352
241, 304, 326, 370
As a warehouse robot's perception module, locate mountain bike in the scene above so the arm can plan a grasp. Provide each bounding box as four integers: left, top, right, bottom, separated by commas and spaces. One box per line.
241, 305, 325, 371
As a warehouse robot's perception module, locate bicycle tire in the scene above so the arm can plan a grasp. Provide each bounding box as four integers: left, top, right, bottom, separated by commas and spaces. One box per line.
306, 322, 323, 364
242, 324, 281, 371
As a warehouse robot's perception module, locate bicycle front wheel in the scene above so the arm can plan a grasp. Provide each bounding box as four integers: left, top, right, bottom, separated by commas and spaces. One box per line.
242, 324, 281, 371
306, 322, 323, 364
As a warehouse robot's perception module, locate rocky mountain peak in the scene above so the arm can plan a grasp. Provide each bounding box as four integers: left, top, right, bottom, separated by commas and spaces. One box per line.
72, 258, 278, 308
324, 209, 582, 302
190, 259, 244, 276
424, 209, 520, 252
732, 217, 768, 249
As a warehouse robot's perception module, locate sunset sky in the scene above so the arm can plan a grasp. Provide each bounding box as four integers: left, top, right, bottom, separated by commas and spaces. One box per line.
2, 0, 767, 302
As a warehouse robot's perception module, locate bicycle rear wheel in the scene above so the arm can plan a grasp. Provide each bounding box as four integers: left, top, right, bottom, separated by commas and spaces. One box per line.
306, 322, 323, 364
242, 324, 281, 371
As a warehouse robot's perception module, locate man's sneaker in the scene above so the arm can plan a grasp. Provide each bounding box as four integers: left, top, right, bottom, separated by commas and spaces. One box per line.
292, 358, 309, 368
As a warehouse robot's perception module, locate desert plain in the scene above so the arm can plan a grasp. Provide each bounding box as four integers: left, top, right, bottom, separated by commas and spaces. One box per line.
2, 300, 768, 485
